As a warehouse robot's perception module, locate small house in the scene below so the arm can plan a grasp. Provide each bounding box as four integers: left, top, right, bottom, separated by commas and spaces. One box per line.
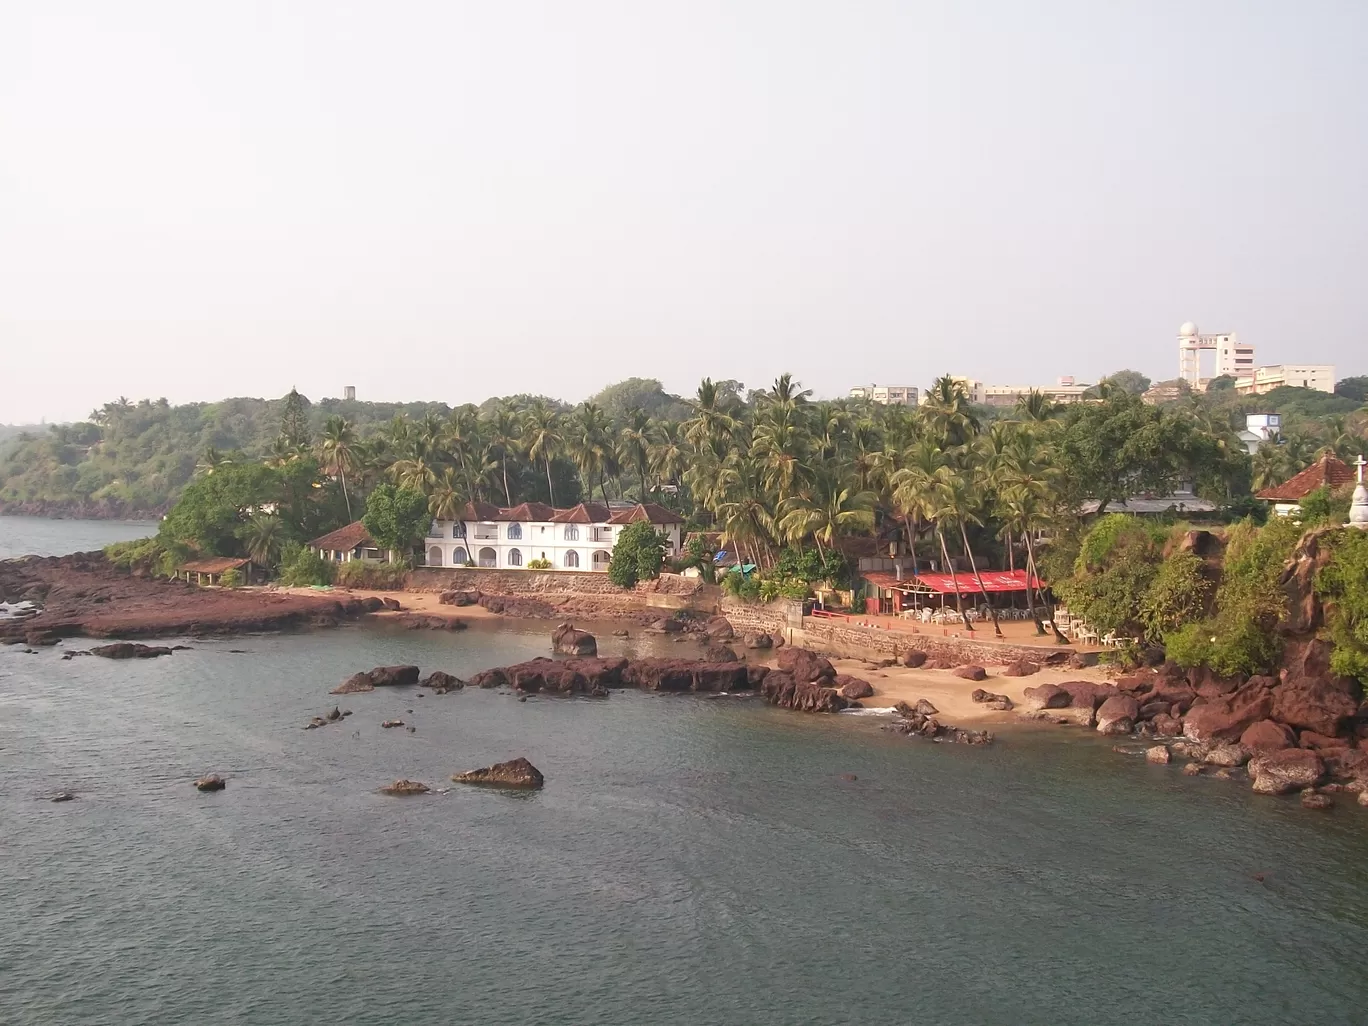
1255, 453, 1356, 517
307, 522, 388, 563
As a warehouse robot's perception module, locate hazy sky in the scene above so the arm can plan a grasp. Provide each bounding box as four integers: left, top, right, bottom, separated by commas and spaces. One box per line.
2, 1, 1365, 423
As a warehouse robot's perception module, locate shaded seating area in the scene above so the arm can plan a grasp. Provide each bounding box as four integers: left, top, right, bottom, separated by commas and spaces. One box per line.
862, 569, 1045, 620
177, 557, 258, 586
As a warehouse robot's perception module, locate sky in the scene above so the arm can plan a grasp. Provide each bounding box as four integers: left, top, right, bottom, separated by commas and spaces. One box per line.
2, 1, 1366, 424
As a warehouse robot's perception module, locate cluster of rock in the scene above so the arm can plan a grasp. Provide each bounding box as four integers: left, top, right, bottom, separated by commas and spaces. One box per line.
89, 642, 175, 659
438, 589, 558, 618
392, 614, 466, 631
452, 757, 544, 789
888, 699, 993, 745
331, 665, 464, 694
467, 655, 760, 696
304, 706, 352, 729
971, 689, 1014, 711
551, 623, 598, 655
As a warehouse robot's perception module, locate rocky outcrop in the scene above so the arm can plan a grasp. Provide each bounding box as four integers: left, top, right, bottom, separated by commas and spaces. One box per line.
453, 757, 544, 789
1239, 719, 1298, 753
1022, 683, 1071, 710
1182, 679, 1274, 744
970, 689, 1014, 710
1095, 695, 1140, 736
368, 665, 421, 687
888, 700, 992, 745
705, 616, 735, 641
551, 623, 598, 656
760, 671, 851, 713
394, 614, 466, 630
776, 647, 836, 684
332, 672, 376, 694
420, 670, 464, 692
90, 642, 173, 659
439, 589, 480, 606
1000, 660, 1039, 677
836, 675, 874, 700
704, 644, 740, 663
952, 665, 987, 681
1249, 749, 1326, 795
466, 656, 753, 696
1270, 672, 1361, 738
381, 779, 430, 796
194, 775, 226, 792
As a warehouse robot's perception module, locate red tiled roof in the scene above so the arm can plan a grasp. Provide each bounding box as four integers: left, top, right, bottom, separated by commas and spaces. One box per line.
550, 503, 612, 524
179, 557, 252, 574
307, 521, 374, 552
497, 501, 557, 522
1255, 454, 1355, 501
607, 502, 685, 526
461, 500, 503, 522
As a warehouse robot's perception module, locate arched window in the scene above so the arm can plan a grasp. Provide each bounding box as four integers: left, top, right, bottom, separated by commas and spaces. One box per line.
592, 549, 612, 570
478, 547, 497, 568
507, 523, 522, 540
564, 550, 580, 568
427, 546, 443, 566
508, 548, 523, 567
563, 525, 579, 541
452, 547, 468, 565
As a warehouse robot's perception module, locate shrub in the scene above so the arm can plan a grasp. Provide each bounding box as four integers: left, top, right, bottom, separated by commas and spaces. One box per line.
1317, 528, 1368, 683
278, 545, 335, 587
721, 570, 745, 597
607, 521, 666, 588
1056, 515, 1164, 637
217, 567, 242, 588
335, 560, 409, 590
527, 557, 553, 570
1138, 550, 1212, 642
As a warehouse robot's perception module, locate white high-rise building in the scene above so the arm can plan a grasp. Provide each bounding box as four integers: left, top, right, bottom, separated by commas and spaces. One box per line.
1177, 322, 1255, 388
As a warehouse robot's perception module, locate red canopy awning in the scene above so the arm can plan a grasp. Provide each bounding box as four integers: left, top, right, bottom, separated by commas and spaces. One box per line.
911, 570, 1041, 594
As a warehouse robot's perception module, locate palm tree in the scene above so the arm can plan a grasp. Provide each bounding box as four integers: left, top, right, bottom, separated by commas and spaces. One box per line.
483, 404, 522, 506
317, 415, 360, 519
567, 402, 613, 499
936, 470, 1002, 636
683, 378, 739, 455
389, 436, 438, 494
197, 445, 232, 476
522, 401, 563, 506
920, 375, 980, 447
619, 408, 652, 498
647, 420, 688, 496
1014, 389, 1057, 423
429, 466, 466, 521
926, 471, 979, 631
889, 437, 946, 579
751, 404, 810, 505
760, 372, 813, 413
241, 514, 285, 567
777, 462, 876, 556
716, 459, 776, 567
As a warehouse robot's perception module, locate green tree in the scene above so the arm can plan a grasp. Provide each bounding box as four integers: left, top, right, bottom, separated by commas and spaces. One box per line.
1100, 369, 1152, 396
362, 484, 430, 562
1317, 529, 1368, 682
607, 520, 666, 588
317, 415, 360, 519
280, 388, 313, 448
240, 513, 286, 568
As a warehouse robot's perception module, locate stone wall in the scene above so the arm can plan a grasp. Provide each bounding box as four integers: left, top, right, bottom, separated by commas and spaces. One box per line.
406, 568, 714, 610
721, 597, 1073, 665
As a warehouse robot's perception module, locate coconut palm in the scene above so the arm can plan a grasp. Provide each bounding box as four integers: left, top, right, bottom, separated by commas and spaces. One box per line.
317, 415, 360, 519
619, 407, 652, 498
429, 466, 467, 521
920, 375, 980, 447
522, 401, 563, 506
241, 513, 285, 567
683, 378, 739, 455
566, 402, 613, 500
777, 462, 876, 556
482, 404, 522, 506
1014, 389, 1057, 423
889, 437, 947, 578
388, 436, 439, 494
197, 445, 233, 476
934, 470, 1002, 636
647, 420, 688, 495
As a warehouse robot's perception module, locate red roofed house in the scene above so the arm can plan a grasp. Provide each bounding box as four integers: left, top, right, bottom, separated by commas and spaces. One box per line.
1255, 453, 1355, 517
307, 521, 388, 564
424, 502, 684, 571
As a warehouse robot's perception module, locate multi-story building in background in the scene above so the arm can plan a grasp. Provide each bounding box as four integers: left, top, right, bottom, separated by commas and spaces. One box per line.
1235, 364, 1336, 396
980, 377, 1093, 407
1178, 322, 1255, 388
849, 384, 919, 405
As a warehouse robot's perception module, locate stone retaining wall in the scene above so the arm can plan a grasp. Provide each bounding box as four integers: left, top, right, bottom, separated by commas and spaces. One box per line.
406, 568, 715, 610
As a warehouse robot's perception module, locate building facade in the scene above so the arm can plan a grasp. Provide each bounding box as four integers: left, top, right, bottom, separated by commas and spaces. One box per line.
849, 384, 919, 406
1235, 364, 1336, 396
422, 501, 684, 571
981, 377, 1093, 407
1178, 322, 1255, 388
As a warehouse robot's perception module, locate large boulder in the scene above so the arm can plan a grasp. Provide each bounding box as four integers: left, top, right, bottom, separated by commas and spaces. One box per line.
1096, 695, 1140, 736
703, 644, 739, 663
194, 775, 226, 792
1058, 681, 1117, 710
1151, 713, 1184, 736
332, 672, 376, 694
380, 779, 430, 796
1182, 680, 1274, 744
1249, 749, 1325, 795
1202, 743, 1251, 767
776, 647, 836, 684
1270, 675, 1361, 738
705, 616, 735, 641
1000, 660, 1039, 677
551, 623, 598, 656
1022, 683, 1071, 710
760, 671, 851, 713
742, 631, 772, 650
836, 675, 874, 700
902, 650, 928, 668
367, 665, 420, 687
952, 665, 987, 682
420, 670, 464, 692
453, 757, 545, 788
91, 642, 173, 659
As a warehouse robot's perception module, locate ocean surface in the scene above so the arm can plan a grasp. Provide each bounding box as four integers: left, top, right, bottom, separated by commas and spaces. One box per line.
4, 525, 1368, 1024
0, 515, 153, 560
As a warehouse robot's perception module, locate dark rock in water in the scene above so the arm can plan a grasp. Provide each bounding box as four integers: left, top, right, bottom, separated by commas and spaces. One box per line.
1095, 695, 1140, 736
453, 757, 544, 789
836, 675, 874, 700
367, 665, 420, 687
1146, 745, 1171, 765
49, 791, 78, 802
704, 644, 739, 663
768, 632, 786, 649
194, 775, 226, 792
742, 631, 772, 650
776, 647, 836, 684
304, 716, 328, 730
381, 719, 405, 728
1182, 762, 1204, 776
25, 630, 61, 647
914, 698, 939, 717
342, 709, 352, 717
1301, 789, 1333, 810
381, 779, 429, 796
326, 706, 342, 721
473, 667, 509, 689
705, 616, 735, 641
953, 664, 988, 682
1249, 749, 1325, 795
1202, 743, 1251, 768
420, 670, 464, 692
760, 671, 850, 713
649, 618, 683, 634
332, 672, 376, 695
1000, 660, 1039, 677
902, 650, 928, 668
888, 700, 993, 744
91, 642, 173, 659
397, 613, 466, 631
552, 622, 598, 656
406, 725, 417, 733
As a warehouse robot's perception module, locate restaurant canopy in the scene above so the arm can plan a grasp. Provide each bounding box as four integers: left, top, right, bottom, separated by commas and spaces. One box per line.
863, 569, 1042, 594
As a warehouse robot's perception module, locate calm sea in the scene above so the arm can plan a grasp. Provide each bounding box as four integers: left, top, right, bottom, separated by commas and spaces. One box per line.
3, 524, 1368, 1025
0, 515, 152, 560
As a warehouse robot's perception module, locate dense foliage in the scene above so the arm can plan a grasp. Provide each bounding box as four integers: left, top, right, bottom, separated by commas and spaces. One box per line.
607, 521, 666, 588
1316, 530, 1368, 683
361, 484, 430, 559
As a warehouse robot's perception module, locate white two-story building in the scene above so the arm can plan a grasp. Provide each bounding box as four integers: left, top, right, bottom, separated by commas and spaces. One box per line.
423, 501, 685, 571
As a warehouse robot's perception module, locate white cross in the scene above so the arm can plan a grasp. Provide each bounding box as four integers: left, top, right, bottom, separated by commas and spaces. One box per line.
1357, 455, 1367, 484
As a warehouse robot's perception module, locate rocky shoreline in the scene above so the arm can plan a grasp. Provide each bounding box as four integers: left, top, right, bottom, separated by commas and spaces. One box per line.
0, 500, 165, 520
